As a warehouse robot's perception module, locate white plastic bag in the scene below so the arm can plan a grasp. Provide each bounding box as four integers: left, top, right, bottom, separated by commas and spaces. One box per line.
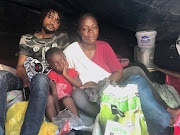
52, 109, 94, 135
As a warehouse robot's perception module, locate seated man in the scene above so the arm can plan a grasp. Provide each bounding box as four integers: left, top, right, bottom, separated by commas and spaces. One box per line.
0, 8, 69, 135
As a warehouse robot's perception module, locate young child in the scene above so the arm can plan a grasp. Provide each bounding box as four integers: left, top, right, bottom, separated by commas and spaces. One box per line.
45, 47, 82, 121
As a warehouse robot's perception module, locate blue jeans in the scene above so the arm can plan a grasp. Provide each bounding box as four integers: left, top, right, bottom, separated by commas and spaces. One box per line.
121, 75, 171, 135
122, 66, 168, 109
0, 126, 4, 135
0, 70, 50, 135
72, 74, 171, 135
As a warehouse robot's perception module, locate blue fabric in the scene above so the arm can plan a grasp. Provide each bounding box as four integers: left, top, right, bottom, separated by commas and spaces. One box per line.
0, 126, 4, 135
20, 73, 50, 135
0, 70, 50, 135
0, 70, 23, 129
122, 75, 171, 135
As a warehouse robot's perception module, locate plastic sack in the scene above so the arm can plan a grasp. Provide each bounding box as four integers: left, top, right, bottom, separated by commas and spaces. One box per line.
52, 109, 94, 135
99, 83, 148, 135
5, 101, 58, 135
38, 121, 58, 135
5, 101, 28, 135
92, 114, 102, 135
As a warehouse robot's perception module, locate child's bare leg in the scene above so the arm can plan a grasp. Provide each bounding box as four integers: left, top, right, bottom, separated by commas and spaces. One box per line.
62, 96, 79, 116
46, 95, 57, 122
58, 99, 66, 110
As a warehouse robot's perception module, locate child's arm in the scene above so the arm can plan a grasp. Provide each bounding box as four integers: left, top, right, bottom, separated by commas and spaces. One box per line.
50, 80, 61, 113
63, 60, 82, 87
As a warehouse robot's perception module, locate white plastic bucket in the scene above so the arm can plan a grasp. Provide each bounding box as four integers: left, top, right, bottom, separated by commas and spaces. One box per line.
134, 46, 156, 69
135, 30, 157, 48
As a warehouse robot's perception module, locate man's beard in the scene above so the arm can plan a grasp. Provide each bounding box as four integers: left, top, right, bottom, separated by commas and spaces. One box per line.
42, 25, 56, 34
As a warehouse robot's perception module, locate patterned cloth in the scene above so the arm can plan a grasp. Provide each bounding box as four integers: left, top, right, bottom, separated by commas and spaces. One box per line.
24, 57, 52, 81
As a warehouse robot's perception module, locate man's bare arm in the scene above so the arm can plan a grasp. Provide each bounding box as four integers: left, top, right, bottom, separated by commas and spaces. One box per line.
16, 54, 29, 87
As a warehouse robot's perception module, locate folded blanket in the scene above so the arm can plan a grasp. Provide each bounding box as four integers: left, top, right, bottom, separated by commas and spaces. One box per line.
7, 90, 22, 103
152, 82, 180, 108
85, 78, 117, 104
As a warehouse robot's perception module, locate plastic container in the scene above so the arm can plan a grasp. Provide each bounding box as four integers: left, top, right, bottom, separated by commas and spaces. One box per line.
134, 46, 156, 69
136, 30, 157, 48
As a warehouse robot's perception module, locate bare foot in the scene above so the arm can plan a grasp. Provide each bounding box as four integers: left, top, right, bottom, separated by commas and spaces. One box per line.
167, 107, 180, 126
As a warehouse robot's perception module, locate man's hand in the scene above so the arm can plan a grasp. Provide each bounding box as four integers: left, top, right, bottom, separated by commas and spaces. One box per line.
23, 79, 30, 88
80, 81, 97, 89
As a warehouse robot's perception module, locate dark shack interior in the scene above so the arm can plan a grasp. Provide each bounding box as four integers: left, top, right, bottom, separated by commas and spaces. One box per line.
1, 0, 180, 69
1, 1, 180, 135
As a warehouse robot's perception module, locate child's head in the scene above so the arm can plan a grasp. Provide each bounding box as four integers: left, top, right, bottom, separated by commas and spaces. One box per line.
45, 47, 66, 72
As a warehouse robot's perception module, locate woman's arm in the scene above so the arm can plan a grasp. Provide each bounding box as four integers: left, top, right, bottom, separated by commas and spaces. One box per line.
50, 80, 61, 113
108, 69, 123, 82
80, 69, 123, 89
104, 43, 123, 82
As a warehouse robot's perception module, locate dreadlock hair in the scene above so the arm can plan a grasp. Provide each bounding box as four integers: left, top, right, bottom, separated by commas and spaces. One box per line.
39, 8, 65, 32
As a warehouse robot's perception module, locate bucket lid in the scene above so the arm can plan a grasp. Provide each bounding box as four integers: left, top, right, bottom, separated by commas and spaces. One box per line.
135, 30, 157, 38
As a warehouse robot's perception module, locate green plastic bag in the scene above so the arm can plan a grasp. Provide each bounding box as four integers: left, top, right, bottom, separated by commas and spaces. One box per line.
99, 84, 148, 135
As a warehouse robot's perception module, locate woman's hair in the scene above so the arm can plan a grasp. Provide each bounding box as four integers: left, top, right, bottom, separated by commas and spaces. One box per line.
45, 47, 63, 62
76, 13, 98, 42
39, 8, 65, 32
77, 13, 98, 31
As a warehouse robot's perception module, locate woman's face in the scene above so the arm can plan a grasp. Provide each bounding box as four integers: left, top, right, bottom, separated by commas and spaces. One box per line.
78, 16, 99, 45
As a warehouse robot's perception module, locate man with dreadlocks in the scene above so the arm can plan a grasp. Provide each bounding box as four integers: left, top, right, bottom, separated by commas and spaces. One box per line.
0, 8, 69, 135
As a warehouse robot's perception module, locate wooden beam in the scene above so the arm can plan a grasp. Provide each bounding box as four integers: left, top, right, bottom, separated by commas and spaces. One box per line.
156, 67, 180, 78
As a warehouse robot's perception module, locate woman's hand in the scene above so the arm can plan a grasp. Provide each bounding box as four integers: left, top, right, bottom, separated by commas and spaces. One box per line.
80, 81, 97, 89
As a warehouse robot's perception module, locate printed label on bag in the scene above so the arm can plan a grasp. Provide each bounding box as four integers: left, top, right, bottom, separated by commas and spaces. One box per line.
59, 120, 70, 135
100, 84, 141, 112
104, 120, 133, 135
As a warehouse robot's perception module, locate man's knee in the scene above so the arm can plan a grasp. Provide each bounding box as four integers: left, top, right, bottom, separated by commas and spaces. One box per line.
0, 70, 9, 81
0, 70, 20, 91
30, 73, 50, 94
129, 74, 146, 82
32, 74, 49, 85
129, 74, 148, 91
131, 66, 144, 74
